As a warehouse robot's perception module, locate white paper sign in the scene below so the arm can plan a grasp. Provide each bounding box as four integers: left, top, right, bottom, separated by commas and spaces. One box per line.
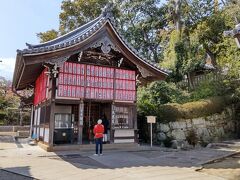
146, 116, 156, 123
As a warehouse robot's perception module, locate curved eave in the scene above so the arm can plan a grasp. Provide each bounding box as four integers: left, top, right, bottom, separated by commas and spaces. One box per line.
14, 16, 169, 90
12, 54, 24, 90
27, 15, 103, 49
19, 19, 169, 76
106, 20, 169, 77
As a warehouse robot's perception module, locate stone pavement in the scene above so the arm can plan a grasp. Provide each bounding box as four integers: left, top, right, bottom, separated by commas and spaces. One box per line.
0, 136, 239, 180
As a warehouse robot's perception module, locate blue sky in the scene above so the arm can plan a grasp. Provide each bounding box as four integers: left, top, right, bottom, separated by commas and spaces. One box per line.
0, 0, 62, 80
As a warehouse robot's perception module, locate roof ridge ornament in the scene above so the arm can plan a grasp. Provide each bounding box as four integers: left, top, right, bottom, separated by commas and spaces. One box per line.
26, 43, 33, 49
102, 3, 114, 18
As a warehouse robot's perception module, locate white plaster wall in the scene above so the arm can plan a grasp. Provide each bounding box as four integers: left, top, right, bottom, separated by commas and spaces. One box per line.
44, 128, 49, 143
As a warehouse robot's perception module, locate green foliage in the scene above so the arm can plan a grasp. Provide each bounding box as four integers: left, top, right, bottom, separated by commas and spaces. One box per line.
137, 81, 189, 116
5, 109, 19, 125
0, 110, 7, 121
38, 0, 168, 62
0, 96, 8, 109
148, 81, 189, 104
0, 76, 21, 125
138, 81, 232, 122
157, 96, 231, 122
137, 78, 233, 122
190, 77, 228, 100
117, 0, 168, 62
59, 0, 109, 34
37, 29, 58, 43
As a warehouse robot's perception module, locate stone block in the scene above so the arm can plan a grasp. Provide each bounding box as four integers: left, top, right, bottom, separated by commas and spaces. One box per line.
197, 128, 210, 142
205, 116, 211, 121
226, 121, 235, 132
159, 123, 170, 132
192, 118, 205, 125
0, 126, 13, 132
171, 129, 186, 140
171, 140, 178, 149
169, 121, 186, 129
216, 127, 225, 137
17, 131, 29, 137
166, 131, 172, 138
205, 120, 216, 126
157, 132, 167, 141
186, 119, 192, 128
226, 108, 233, 116
213, 114, 222, 121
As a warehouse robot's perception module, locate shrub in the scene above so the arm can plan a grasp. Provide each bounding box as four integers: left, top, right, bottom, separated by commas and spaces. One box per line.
186, 129, 198, 147
137, 81, 189, 117
163, 136, 174, 147
0, 110, 7, 121
148, 81, 189, 105
5, 109, 19, 125
190, 78, 231, 101
156, 96, 231, 122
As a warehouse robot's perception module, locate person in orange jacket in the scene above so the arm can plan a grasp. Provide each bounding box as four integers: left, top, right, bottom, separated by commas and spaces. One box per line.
93, 119, 104, 155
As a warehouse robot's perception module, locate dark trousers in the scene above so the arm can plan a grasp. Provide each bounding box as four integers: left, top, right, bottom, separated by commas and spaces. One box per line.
95, 137, 103, 154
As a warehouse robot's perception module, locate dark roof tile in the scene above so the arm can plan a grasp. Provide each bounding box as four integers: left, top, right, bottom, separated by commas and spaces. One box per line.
18, 10, 168, 75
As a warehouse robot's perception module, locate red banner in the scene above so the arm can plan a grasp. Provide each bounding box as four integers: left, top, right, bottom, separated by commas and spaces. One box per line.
57, 62, 136, 101
34, 68, 48, 105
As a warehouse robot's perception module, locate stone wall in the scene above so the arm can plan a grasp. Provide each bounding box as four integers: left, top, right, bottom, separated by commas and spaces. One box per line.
0, 126, 30, 132
154, 107, 236, 146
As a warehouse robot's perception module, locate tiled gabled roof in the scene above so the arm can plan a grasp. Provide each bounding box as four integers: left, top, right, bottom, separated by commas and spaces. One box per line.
17, 9, 170, 75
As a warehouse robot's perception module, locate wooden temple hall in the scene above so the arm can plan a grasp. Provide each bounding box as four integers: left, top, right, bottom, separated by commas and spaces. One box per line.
12, 8, 168, 151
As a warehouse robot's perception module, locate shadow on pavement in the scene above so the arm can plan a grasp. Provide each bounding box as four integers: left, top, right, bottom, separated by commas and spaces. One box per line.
52, 146, 236, 170
202, 152, 240, 169
1, 166, 35, 180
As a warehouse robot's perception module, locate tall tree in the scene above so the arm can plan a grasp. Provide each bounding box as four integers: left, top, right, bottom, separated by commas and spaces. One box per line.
59, 0, 109, 34
117, 0, 168, 62
38, 0, 168, 63
37, 29, 58, 43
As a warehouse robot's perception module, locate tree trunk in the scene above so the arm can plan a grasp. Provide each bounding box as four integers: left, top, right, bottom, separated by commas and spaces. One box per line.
173, 0, 182, 32
205, 46, 218, 69
187, 72, 195, 90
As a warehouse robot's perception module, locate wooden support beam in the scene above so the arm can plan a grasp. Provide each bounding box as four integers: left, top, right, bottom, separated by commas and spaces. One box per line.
78, 100, 84, 144
29, 105, 34, 138
110, 102, 115, 143
48, 75, 56, 148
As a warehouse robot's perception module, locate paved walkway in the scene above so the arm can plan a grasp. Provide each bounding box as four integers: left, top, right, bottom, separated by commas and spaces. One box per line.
0, 136, 239, 180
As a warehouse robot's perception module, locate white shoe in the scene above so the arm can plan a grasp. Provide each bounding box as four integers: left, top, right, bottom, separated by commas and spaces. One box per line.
94, 154, 98, 156
100, 154, 103, 156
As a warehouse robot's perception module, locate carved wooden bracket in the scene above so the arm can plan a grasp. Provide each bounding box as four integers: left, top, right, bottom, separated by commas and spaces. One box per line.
46, 56, 70, 67
137, 65, 153, 78
92, 36, 120, 54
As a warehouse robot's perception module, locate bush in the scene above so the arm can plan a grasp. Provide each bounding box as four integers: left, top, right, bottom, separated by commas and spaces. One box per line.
137, 81, 189, 116
148, 81, 189, 105
156, 96, 231, 122
186, 129, 198, 147
0, 110, 7, 121
190, 78, 231, 101
163, 136, 174, 147
5, 109, 19, 125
